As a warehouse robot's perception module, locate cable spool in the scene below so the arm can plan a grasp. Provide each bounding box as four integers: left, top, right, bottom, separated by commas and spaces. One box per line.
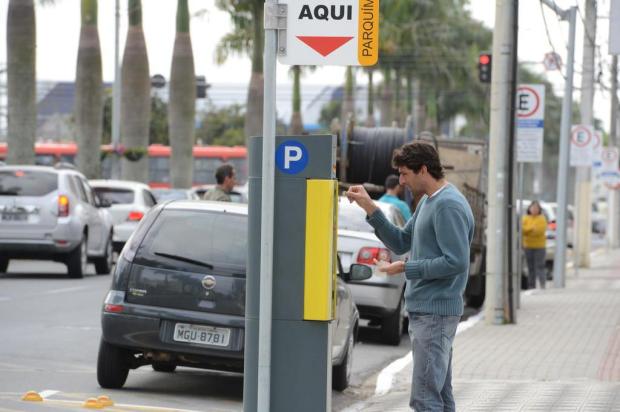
347, 127, 408, 186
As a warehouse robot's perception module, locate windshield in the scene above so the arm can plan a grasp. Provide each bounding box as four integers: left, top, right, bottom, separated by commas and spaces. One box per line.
93, 187, 135, 205
0, 170, 58, 196
136, 209, 247, 274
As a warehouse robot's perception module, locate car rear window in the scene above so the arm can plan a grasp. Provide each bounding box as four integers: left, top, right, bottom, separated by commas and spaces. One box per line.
93, 187, 135, 204
338, 205, 373, 233
136, 209, 247, 273
0, 170, 58, 196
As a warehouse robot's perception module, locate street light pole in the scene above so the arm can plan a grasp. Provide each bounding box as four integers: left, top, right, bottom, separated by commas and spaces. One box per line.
111, 0, 121, 179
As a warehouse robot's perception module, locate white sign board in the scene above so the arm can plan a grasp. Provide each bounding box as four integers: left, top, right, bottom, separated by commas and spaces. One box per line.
278, 0, 379, 66
516, 84, 545, 163
610, 0, 620, 55
598, 147, 620, 186
592, 132, 603, 169
570, 125, 595, 167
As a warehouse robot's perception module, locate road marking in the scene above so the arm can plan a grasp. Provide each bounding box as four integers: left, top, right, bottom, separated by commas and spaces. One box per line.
342, 312, 484, 412
41, 286, 88, 296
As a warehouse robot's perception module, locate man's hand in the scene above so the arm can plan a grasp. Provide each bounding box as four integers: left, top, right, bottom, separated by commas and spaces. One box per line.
374, 259, 405, 275
345, 185, 378, 216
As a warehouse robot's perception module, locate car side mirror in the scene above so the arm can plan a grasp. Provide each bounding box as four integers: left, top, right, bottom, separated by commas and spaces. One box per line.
347, 264, 372, 282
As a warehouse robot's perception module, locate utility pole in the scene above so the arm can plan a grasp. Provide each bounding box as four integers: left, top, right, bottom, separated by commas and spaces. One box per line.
485, 0, 517, 325
111, 0, 121, 179
609, 55, 619, 248
574, 0, 597, 268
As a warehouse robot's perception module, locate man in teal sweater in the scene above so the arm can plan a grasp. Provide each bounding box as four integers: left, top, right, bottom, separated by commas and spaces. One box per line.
346, 142, 474, 412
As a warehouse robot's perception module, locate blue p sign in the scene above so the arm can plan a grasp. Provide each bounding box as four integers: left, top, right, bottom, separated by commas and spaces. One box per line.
276, 141, 309, 174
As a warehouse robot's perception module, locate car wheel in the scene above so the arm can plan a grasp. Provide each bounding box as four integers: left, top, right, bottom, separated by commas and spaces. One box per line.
97, 340, 130, 389
382, 295, 405, 346
332, 329, 354, 391
0, 258, 9, 273
67, 236, 88, 278
94, 235, 114, 275
152, 363, 177, 373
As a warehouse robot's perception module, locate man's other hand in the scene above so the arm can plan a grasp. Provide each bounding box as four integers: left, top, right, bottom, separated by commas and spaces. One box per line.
374, 259, 405, 275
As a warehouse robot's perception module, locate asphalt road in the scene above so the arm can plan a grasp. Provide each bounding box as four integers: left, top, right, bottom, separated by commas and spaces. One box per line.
0, 260, 415, 412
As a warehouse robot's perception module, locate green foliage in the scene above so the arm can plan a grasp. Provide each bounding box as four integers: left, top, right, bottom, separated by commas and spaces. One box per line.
319, 101, 342, 129
196, 104, 246, 146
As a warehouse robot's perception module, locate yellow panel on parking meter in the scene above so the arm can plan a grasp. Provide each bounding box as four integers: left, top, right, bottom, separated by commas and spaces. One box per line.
304, 179, 337, 321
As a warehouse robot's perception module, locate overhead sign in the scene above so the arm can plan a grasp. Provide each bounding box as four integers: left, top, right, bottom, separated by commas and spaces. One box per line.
570, 125, 595, 167
278, 0, 380, 66
276, 140, 309, 174
610, 0, 620, 54
516, 84, 545, 163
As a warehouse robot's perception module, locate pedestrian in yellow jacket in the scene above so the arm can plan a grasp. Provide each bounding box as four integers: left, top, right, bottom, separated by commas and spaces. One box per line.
522, 201, 547, 289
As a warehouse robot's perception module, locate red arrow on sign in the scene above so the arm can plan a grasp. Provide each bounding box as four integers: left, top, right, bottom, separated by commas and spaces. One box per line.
297, 36, 354, 57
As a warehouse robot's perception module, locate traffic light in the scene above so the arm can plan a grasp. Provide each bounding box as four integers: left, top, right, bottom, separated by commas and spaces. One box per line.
478, 53, 492, 83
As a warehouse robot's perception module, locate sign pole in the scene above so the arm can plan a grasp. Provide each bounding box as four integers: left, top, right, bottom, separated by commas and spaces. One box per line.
258, 1, 278, 410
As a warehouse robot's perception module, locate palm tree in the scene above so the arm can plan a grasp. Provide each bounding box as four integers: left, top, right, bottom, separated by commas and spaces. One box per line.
6, 0, 36, 164
120, 0, 151, 183
75, 0, 103, 178
290, 66, 303, 135
365, 69, 376, 127
341, 67, 355, 124
169, 0, 195, 188
216, 0, 264, 141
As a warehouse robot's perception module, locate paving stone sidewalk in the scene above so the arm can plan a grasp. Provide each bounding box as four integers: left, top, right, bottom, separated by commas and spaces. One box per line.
351, 249, 620, 411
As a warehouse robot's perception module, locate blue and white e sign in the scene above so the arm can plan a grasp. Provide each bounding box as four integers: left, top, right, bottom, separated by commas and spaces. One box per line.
276, 140, 309, 174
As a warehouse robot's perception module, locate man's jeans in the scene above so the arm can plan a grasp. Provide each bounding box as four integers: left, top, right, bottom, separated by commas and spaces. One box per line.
408, 312, 460, 412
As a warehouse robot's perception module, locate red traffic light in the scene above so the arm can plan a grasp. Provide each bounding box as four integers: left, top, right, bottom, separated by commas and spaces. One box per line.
479, 54, 491, 65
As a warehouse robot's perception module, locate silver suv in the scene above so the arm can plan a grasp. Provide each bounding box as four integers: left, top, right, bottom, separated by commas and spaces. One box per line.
0, 165, 114, 278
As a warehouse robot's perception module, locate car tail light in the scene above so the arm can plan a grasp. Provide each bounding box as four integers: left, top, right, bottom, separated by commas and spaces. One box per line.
357, 247, 392, 265
103, 290, 126, 313
548, 221, 557, 231
127, 211, 144, 221
58, 195, 70, 217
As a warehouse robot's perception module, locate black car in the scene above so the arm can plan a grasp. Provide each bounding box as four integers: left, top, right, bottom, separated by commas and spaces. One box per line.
97, 200, 370, 391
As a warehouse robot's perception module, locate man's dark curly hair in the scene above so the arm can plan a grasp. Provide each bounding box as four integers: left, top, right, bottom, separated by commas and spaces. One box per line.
392, 142, 445, 180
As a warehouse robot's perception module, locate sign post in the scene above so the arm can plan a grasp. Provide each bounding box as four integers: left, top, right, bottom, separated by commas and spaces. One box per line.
246, 2, 379, 411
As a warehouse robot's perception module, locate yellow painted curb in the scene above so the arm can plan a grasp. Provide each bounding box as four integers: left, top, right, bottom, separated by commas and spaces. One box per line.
83, 398, 104, 409
97, 395, 114, 407
21, 391, 43, 402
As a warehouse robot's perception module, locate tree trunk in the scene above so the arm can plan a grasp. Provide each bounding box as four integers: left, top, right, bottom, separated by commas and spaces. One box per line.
75, 0, 103, 179
245, 1, 264, 140
290, 65, 303, 134
341, 67, 355, 124
380, 69, 393, 127
121, 0, 150, 183
365, 69, 375, 127
169, 0, 195, 188
7, 0, 36, 165
393, 67, 402, 127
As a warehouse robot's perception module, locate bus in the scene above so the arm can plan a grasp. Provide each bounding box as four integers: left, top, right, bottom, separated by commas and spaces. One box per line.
0, 142, 248, 188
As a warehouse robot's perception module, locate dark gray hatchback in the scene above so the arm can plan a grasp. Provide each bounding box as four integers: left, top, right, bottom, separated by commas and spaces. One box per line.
98, 200, 368, 392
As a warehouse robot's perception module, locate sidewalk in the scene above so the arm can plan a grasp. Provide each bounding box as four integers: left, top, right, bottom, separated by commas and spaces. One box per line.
348, 248, 620, 411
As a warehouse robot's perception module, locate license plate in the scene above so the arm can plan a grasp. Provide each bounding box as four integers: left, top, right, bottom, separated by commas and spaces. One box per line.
1, 213, 27, 222
173, 323, 230, 347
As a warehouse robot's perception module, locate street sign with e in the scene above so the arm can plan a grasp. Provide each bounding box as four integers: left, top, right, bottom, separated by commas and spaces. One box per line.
516, 84, 545, 163
570, 125, 595, 167
598, 147, 620, 187
543, 52, 562, 71
278, 0, 380, 66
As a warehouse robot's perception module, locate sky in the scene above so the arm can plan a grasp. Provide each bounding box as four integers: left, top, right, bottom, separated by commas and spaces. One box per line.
0, 0, 617, 131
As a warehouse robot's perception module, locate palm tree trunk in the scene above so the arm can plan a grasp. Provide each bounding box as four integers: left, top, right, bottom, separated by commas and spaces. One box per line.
7, 0, 36, 164
169, 0, 195, 188
121, 0, 151, 183
365, 69, 375, 127
75, 0, 103, 179
290, 65, 303, 134
341, 67, 355, 123
380, 69, 393, 126
394, 67, 402, 126
244, 0, 264, 140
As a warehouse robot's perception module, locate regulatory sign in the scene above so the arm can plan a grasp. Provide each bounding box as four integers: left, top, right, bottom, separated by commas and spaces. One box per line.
570, 125, 595, 167
278, 0, 380, 66
543, 52, 562, 71
598, 147, 620, 186
592, 132, 603, 169
276, 140, 309, 174
516, 84, 545, 163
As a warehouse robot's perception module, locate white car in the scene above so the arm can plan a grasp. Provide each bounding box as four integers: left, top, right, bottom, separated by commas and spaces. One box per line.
337, 197, 408, 345
90, 180, 157, 252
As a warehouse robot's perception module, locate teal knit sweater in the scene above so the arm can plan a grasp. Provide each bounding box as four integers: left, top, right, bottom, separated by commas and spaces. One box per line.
367, 184, 474, 316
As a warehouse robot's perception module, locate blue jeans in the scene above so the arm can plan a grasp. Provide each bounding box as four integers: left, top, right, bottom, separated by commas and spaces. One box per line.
408, 312, 460, 412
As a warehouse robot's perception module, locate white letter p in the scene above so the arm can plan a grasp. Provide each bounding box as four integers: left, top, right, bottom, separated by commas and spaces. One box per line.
284, 146, 303, 169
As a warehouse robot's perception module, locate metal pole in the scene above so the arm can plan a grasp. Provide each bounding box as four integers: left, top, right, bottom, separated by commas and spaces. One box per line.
258, 1, 277, 410
485, 0, 516, 325
516, 162, 524, 309
553, 6, 577, 288
609, 56, 619, 248
575, 0, 597, 268
111, 0, 121, 179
